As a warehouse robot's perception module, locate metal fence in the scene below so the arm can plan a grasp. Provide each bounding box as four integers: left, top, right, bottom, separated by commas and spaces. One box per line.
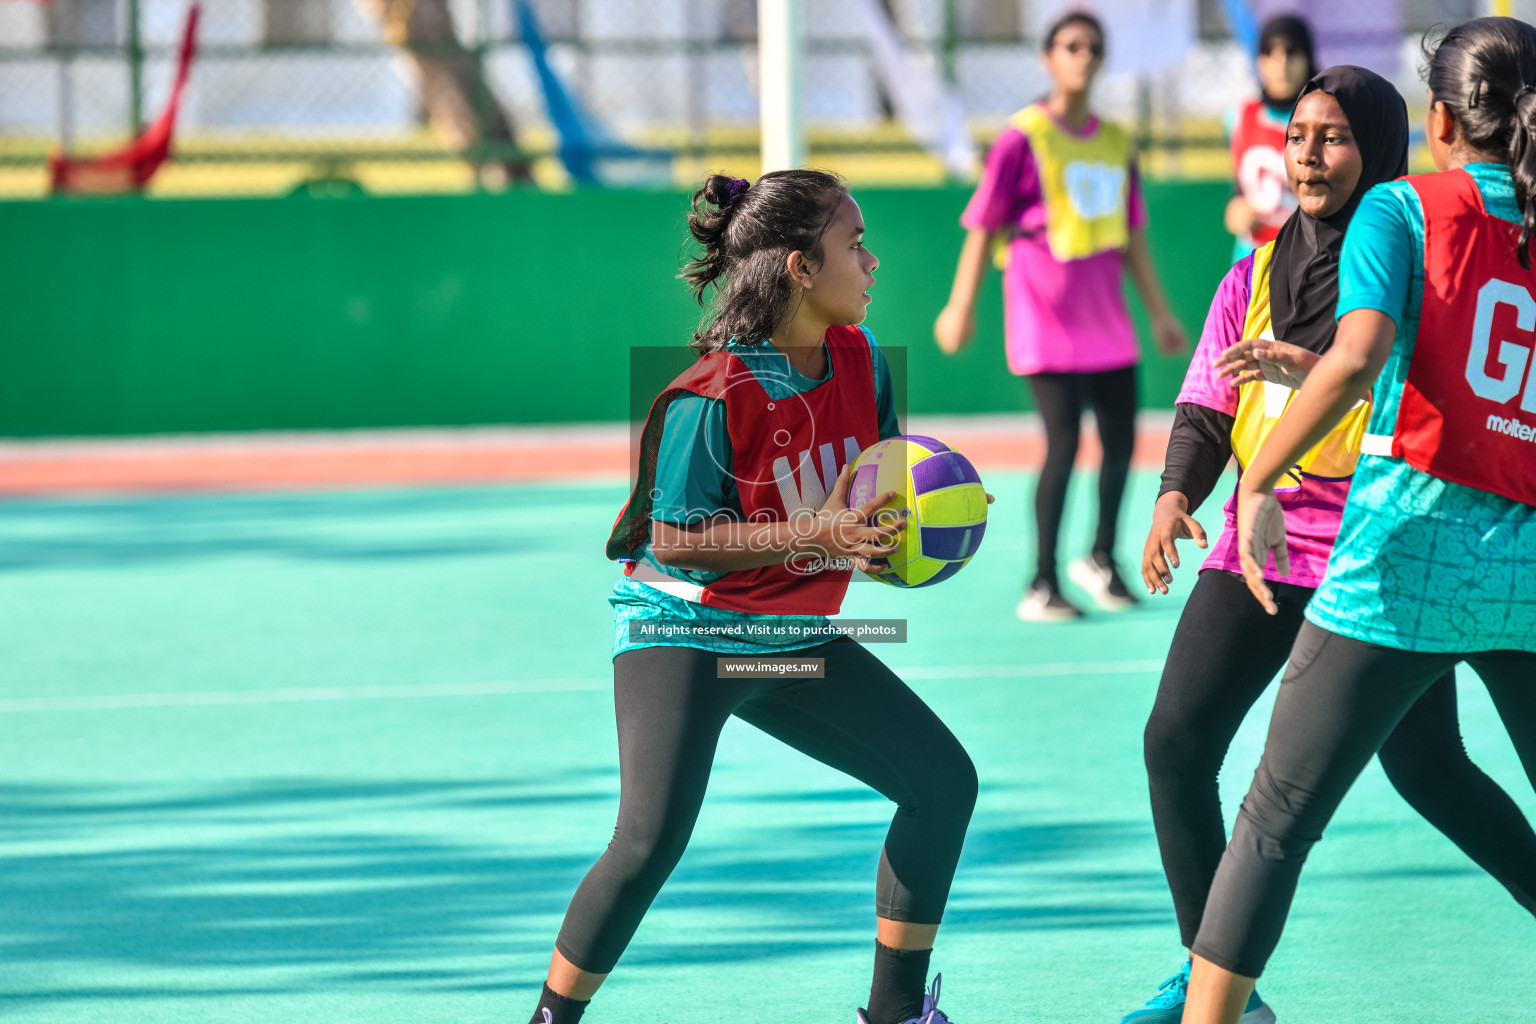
0, 0, 1519, 197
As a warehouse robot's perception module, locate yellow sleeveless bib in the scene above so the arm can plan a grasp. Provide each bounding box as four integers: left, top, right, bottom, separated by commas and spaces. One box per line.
1000, 104, 1132, 265
1230, 241, 1370, 489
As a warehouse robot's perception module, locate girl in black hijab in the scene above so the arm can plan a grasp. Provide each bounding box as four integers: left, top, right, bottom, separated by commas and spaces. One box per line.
1120, 66, 1536, 1024
1268, 66, 1410, 355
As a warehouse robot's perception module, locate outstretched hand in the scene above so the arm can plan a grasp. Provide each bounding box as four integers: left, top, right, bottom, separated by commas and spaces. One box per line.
1141, 498, 1208, 596
1215, 337, 1318, 390
1236, 485, 1289, 615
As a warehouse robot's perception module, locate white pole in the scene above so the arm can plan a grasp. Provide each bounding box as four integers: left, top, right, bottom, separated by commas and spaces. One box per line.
758, 0, 805, 172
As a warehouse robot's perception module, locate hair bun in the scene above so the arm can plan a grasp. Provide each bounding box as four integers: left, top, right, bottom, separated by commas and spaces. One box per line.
702, 174, 752, 213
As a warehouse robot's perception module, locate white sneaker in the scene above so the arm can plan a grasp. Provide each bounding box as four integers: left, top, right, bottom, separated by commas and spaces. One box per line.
1067, 553, 1139, 612
1015, 579, 1084, 622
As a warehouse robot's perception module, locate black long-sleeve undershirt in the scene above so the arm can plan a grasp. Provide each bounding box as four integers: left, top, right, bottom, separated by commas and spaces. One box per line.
1158, 403, 1235, 513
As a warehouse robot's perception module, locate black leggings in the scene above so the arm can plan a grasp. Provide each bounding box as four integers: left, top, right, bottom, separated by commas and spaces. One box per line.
553, 638, 978, 975
1193, 622, 1536, 976
1147, 569, 1536, 951
1027, 365, 1138, 585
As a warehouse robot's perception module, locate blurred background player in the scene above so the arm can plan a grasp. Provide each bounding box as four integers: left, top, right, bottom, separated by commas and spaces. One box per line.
530, 171, 977, 1024
1226, 15, 1317, 261
933, 10, 1187, 624
1126, 64, 1536, 1024
1182, 18, 1536, 1022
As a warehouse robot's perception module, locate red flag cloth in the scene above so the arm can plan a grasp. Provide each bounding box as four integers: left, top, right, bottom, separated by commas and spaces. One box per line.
48, 3, 200, 194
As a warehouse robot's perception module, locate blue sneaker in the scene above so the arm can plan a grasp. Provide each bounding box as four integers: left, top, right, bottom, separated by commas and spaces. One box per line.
858, 972, 952, 1024
1117, 959, 1276, 1024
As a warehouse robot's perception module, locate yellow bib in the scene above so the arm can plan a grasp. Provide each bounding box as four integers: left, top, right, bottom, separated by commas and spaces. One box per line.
1230, 241, 1370, 489
1003, 104, 1132, 264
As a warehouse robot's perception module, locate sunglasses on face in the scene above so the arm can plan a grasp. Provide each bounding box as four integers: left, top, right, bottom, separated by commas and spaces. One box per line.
1055, 40, 1105, 57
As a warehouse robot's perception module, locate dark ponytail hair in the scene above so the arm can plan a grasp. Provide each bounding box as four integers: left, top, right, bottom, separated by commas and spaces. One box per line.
1424, 16, 1536, 268
1041, 10, 1104, 53
681, 169, 848, 351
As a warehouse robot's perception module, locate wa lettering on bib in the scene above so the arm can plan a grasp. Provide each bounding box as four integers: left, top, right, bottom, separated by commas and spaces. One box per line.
606, 326, 882, 615
1384, 170, 1536, 505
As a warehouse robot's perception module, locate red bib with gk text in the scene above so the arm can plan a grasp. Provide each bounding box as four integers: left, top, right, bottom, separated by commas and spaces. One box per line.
1394, 170, 1536, 506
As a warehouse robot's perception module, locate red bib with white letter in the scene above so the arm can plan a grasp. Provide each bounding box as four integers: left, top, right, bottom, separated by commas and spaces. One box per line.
1230, 100, 1294, 247
1391, 170, 1536, 505
606, 326, 881, 614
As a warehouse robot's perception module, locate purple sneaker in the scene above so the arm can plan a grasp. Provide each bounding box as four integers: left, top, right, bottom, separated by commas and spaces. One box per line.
857, 973, 952, 1024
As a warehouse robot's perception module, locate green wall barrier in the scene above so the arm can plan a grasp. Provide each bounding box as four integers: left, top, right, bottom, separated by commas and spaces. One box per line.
0, 183, 1234, 436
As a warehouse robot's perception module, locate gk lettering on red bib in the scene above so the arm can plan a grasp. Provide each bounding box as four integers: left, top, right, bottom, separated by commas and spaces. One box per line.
1389, 170, 1536, 505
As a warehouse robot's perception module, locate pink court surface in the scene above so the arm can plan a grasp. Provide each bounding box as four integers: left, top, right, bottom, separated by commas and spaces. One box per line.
0, 413, 1173, 495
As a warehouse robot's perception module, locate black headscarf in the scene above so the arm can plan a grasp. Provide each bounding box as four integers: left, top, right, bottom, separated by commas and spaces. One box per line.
1268, 65, 1408, 354
1257, 15, 1317, 110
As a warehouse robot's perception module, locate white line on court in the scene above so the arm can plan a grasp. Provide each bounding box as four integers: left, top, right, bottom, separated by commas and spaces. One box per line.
0, 660, 1162, 714
902, 660, 1163, 679
0, 679, 608, 713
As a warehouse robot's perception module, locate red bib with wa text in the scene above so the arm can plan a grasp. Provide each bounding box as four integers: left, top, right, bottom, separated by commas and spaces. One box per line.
1393, 170, 1536, 506
606, 326, 881, 615
1231, 100, 1293, 247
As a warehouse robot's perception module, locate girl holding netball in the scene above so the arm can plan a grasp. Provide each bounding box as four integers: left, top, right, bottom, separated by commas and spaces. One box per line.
1128, 64, 1536, 1024
528, 171, 977, 1024
1180, 20, 1536, 1022
935, 10, 1186, 623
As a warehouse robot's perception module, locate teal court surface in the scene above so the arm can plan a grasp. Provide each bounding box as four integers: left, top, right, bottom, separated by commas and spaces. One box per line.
0, 469, 1530, 1023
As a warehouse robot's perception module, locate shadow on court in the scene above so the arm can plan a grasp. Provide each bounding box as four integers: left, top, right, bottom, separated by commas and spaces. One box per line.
0, 775, 1168, 1004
